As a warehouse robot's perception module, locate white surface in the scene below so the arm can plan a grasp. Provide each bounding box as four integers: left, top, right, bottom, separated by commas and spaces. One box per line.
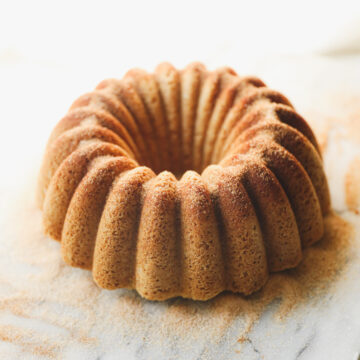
1, 2, 360, 359
0, 55, 360, 360
2, 0, 360, 65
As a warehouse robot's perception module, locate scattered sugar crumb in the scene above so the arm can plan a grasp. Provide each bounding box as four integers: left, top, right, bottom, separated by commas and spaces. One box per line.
0, 173, 354, 358
345, 156, 360, 213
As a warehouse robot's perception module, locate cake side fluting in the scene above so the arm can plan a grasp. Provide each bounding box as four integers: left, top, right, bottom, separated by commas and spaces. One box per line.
93, 167, 155, 290
38, 62, 331, 301
202, 165, 269, 295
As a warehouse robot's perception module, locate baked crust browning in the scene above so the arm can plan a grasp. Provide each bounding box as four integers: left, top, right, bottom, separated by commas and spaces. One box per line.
38, 63, 331, 301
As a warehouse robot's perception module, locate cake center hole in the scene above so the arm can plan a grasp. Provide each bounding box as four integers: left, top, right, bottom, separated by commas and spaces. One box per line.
139, 131, 221, 177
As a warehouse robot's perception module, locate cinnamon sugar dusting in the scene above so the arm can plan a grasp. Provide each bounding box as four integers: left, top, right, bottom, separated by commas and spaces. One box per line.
305, 95, 360, 149
345, 156, 360, 213
0, 176, 354, 358
160, 213, 353, 343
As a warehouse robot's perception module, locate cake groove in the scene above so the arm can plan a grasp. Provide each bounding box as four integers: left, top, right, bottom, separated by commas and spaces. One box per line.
248, 140, 322, 246
38, 63, 331, 301
178, 171, 225, 300
93, 167, 155, 289
122, 71, 166, 172
154, 62, 183, 174
87, 87, 151, 167
229, 122, 329, 214
125, 70, 170, 171
193, 69, 222, 172
204, 77, 266, 169
233, 159, 302, 272
218, 89, 292, 160
202, 165, 268, 294
181, 63, 205, 171
135, 171, 180, 299
48, 108, 141, 161
61, 156, 137, 269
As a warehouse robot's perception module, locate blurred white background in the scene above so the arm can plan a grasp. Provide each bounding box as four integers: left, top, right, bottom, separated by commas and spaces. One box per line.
1, 3, 360, 358
2, 0, 360, 68
1, 0, 360, 183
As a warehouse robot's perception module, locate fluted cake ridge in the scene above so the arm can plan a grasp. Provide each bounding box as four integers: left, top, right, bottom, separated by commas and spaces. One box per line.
38, 62, 330, 300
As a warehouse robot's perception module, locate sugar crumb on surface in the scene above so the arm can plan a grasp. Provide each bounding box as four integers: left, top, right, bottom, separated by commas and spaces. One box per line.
0, 172, 355, 358
345, 156, 360, 214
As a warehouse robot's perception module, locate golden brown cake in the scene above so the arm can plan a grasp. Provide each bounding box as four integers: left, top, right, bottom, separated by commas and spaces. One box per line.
37, 62, 330, 301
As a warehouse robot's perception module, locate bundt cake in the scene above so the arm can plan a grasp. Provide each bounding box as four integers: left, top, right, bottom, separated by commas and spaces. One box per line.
37, 62, 330, 301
